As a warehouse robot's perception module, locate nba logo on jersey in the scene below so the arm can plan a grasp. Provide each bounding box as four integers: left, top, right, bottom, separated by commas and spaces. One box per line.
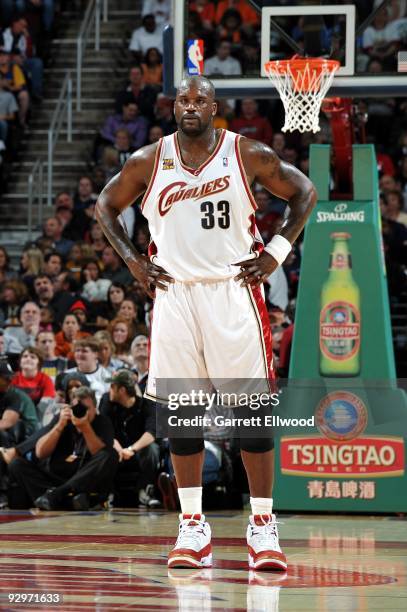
187, 39, 204, 75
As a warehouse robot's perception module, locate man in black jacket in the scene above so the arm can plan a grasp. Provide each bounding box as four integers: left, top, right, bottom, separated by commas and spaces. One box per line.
100, 370, 160, 508
8, 386, 118, 510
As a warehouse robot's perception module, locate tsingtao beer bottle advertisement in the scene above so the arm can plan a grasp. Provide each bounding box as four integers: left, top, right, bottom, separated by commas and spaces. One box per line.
319, 232, 361, 377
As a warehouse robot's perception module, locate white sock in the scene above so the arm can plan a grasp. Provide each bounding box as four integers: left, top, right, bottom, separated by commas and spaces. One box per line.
250, 497, 273, 516
178, 486, 203, 515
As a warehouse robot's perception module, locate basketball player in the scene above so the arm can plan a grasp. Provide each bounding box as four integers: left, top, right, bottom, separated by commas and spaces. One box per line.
96, 75, 316, 571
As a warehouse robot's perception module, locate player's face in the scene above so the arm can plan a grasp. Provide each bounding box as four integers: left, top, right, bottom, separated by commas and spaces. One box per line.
175, 84, 216, 137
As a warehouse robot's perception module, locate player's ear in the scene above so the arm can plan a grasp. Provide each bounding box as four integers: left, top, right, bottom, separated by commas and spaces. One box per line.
212, 101, 217, 117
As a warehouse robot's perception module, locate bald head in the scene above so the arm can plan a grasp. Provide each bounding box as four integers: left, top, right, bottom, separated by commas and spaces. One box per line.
177, 75, 215, 100
174, 75, 217, 136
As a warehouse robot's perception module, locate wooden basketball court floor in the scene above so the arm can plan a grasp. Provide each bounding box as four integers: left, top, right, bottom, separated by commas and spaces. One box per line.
0, 509, 406, 611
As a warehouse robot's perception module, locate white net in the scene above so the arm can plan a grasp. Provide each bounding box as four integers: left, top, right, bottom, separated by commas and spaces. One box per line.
265, 59, 339, 133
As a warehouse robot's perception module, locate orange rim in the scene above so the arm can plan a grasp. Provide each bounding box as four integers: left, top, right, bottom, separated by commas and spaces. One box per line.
265, 57, 340, 79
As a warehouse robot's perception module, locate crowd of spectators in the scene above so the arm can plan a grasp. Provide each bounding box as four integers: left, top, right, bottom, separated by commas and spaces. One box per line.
1, 0, 407, 512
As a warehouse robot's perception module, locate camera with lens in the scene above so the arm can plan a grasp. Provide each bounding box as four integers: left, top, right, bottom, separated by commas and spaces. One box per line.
71, 401, 88, 419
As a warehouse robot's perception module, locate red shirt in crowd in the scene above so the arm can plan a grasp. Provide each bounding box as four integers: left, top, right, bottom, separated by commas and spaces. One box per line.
12, 371, 56, 405
230, 116, 273, 147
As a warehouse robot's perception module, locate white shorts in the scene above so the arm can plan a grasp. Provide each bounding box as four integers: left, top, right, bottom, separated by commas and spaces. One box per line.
145, 278, 274, 404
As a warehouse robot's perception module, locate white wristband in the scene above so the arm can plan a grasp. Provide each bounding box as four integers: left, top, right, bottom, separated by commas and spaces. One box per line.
264, 235, 292, 266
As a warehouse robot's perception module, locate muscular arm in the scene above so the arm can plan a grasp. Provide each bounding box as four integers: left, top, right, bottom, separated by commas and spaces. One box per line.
95, 143, 173, 294
95, 145, 154, 263
234, 138, 317, 286
240, 138, 317, 244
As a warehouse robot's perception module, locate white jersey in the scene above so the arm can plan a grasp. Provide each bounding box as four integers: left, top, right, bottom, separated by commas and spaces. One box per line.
141, 129, 262, 281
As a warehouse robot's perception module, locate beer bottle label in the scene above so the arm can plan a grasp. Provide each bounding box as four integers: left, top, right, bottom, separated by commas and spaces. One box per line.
320, 301, 360, 360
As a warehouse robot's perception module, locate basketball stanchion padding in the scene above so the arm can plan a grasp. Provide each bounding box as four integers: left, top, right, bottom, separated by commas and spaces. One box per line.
264, 56, 340, 133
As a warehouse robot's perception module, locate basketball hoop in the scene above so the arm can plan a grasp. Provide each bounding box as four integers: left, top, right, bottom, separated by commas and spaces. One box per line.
264, 57, 340, 133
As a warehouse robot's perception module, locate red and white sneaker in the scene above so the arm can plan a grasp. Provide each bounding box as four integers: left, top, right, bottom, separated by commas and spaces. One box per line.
168, 514, 212, 569
247, 514, 287, 571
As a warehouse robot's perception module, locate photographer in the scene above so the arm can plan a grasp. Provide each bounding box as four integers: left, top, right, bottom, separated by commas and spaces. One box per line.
100, 370, 160, 508
8, 386, 118, 511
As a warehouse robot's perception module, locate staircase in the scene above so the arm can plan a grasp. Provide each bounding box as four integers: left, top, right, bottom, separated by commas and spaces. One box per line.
0, 0, 140, 251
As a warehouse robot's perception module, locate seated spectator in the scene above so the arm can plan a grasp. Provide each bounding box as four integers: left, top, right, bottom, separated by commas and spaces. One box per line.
254, 188, 280, 243
80, 259, 111, 303
0, 247, 16, 287
0, 72, 18, 147
0, 48, 29, 126
65, 338, 111, 403
93, 330, 125, 374
11, 346, 55, 405
380, 173, 399, 194
153, 93, 176, 135
94, 281, 126, 328
215, 0, 259, 30
133, 224, 150, 256
230, 98, 273, 146
141, 47, 162, 86
362, 8, 400, 70
1, 17, 43, 100
100, 100, 148, 151
129, 14, 164, 59
107, 317, 134, 367
142, 0, 171, 26
39, 217, 73, 258
100, 128, 134, 172
8, 386, 118, 511
147, 123, 164, 144
131, 334, 149, 390
4, 301, 40, 353
383, 189, 407, 227
4, 0, 55, 33
271, 132, 286, 157
68, 300, 90, 330
217, 8, 244, 45
100, 369, 160, 508
54, 190, 74, 212
19, 246, 44, 289
204, 40, 241, 76
43, 251, 64, 281
115, 65, 158, 120
73, 175, 97, 212
33, 273, 76, 324
0, 360, 39, 447
101, 245, 133, 285
0, 279, 28, 328
86, 220, 108, 259
118, 298, 148, 337
55, 313, 88, 360
188, 10, 214, 53
190, 0, 216, 30
36, 329, 68, 381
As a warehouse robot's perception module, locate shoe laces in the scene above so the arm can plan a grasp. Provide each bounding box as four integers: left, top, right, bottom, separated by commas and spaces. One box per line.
251, 517, 280, 544
176, 515, 206, 549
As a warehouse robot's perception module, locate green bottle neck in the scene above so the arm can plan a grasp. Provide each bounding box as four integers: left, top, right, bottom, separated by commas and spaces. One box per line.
328, 240, 352, 280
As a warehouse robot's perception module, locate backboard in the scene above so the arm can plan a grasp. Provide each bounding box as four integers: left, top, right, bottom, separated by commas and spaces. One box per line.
164, 0, 407, 98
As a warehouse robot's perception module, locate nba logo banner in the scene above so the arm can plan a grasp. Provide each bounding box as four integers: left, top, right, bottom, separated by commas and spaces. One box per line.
187, 39, 204, 75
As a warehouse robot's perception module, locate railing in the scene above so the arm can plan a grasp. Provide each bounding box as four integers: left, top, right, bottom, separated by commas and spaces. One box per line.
26, 1, 109, 232
76, 0, 108, 111
47, 72, 73, 205
27, 159, 44, 240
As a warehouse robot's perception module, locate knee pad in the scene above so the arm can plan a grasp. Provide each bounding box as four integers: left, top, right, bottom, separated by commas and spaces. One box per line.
169, 437, 205, 456
239, 436, 274, 453
233, 402, 274, 453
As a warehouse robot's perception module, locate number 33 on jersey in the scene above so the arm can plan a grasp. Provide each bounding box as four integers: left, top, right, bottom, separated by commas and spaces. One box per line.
141, 129, 263, 282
